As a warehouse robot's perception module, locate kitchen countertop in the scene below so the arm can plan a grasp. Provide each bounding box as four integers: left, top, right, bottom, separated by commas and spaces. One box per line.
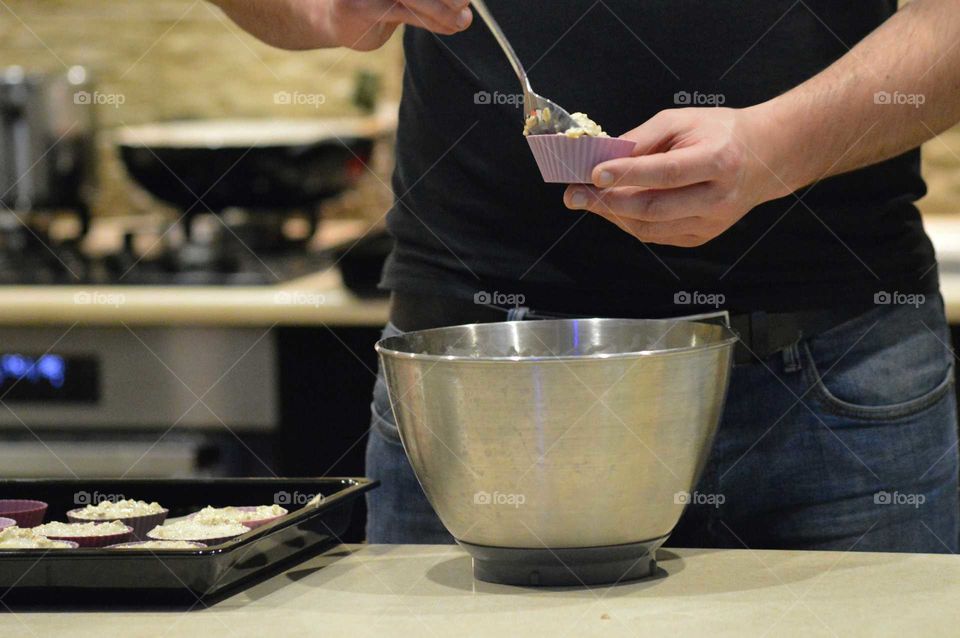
0, 217, 391, 328
0, 269, 390, 327
5, 544, 959, 637
3, 214, 960, 328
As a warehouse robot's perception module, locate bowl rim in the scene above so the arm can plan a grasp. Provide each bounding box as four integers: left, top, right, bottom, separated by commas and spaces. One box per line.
375, 318, 739, 363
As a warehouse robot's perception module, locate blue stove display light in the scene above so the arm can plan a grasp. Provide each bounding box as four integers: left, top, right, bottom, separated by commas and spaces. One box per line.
0, 353, 67, 389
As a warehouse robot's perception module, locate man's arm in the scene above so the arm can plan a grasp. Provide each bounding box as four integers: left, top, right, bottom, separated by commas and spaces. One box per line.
565, 0, 960, 248
210, 0, 472, 52
762, 0, 960, 193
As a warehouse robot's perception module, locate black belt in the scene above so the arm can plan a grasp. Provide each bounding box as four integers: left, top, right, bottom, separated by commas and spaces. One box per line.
390, 292, 873, 365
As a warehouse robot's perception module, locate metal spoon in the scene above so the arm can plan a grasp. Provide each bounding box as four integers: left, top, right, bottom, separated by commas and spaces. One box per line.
470, 0, 575, 135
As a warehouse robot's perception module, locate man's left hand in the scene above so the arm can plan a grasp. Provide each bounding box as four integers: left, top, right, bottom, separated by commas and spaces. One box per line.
563, 107, 788, 248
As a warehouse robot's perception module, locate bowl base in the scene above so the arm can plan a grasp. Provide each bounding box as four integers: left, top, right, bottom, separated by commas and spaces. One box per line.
458, 536, 668, 587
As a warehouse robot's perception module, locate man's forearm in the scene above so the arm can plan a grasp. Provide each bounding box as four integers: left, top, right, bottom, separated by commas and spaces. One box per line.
752, 0, 960, 195
209, 0, 340, 50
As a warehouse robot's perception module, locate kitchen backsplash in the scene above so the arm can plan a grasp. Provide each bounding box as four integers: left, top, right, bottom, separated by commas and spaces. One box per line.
2, 0, 959, 219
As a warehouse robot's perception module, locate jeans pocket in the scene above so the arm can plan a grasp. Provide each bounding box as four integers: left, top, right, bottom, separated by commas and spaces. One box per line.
370, 322, 404, 445
801, 300, 955, 421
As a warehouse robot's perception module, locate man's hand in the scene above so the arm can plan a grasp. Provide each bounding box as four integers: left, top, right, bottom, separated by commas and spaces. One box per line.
564, 0, 960, 249
563, 107, 786, 248
212, 0, 473, 51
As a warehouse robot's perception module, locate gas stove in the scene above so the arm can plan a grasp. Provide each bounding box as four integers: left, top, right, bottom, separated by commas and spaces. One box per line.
0, 209, 335, 286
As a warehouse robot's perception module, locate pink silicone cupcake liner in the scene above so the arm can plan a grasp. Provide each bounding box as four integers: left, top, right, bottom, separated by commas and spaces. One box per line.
235, 507, 286, 530
0, 500, 48, 528
107, 540, 207, 550
43, 524, 134, 548
67, 508, 169, 541
526, 135, 636, 184
0, 517, 16, 531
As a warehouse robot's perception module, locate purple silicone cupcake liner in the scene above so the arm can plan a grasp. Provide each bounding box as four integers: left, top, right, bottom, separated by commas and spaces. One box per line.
526, 135, 636, 184
0, 500, 48, 528
0, 517, 16, 531
43, 525, 134, 548
146, 530, 244, 547
67, 508, 169, 541
241, 514, 284, 529
107, 540, 207, 550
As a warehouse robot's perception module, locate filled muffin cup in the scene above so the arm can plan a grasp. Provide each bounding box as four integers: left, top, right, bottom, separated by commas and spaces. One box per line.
107, 540, 207, 550
526, 135, 636, 184
67, 507, 168, 541
145, 529, 244, 547
0, 517, 16, 531
189, 506, 287, 530
0, 500, 48, 528
40, 524, 134, 548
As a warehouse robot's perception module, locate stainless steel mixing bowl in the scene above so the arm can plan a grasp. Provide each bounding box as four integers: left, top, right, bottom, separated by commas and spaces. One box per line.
376, 318, 736, 556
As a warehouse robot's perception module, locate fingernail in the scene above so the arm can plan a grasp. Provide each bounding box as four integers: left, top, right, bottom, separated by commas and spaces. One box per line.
456, 8, 471, 28
569, 191, 588, 208
596, 170, 614, 187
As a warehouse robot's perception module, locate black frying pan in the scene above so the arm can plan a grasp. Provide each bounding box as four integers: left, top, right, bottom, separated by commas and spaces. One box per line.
114, 118, 388, 212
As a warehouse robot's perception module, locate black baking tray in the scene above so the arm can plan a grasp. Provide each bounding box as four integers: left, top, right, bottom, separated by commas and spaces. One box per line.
0, 477, 376, 607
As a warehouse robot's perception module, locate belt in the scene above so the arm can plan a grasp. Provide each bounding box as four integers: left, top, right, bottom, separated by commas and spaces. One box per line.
390, 292, 873, 365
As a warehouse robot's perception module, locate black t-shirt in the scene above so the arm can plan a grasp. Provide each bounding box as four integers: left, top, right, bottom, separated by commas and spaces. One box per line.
381, 0, 937, 317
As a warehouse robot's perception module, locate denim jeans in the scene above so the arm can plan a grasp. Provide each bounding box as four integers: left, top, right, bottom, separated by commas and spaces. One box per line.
365, 297, 959, 552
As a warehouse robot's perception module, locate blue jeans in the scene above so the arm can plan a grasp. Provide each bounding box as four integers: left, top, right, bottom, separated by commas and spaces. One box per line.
365, 297, 959, 552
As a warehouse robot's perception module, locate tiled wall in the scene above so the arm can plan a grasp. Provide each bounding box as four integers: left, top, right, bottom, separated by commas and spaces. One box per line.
2, 1, 958, 220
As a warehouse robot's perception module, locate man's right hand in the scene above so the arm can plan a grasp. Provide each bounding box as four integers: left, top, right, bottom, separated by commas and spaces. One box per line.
213, 0, 473, 52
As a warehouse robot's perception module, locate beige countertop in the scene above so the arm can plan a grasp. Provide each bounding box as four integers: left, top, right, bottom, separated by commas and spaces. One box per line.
3, 215, 960, 328
0, 269, 390, 327
4, 544, 959, 637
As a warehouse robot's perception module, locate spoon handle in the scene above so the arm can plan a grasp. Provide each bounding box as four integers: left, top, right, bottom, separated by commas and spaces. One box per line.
470, 0, 533, 95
